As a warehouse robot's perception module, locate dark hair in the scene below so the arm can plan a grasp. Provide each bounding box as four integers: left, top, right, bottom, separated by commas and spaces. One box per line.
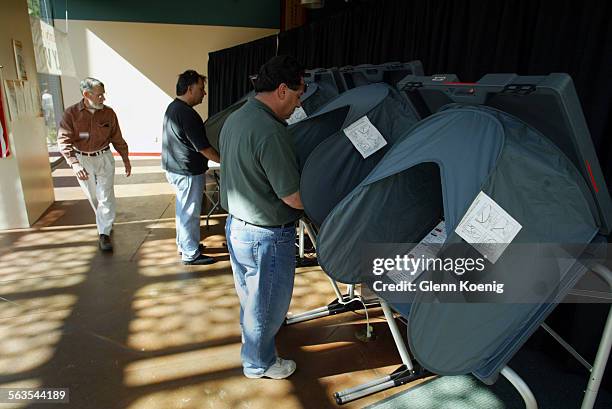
253, 55, 305, 93
176, 70, 207, 96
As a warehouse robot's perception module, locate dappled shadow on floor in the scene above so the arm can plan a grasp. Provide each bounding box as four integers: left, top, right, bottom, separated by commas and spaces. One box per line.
0, 157, 416, 409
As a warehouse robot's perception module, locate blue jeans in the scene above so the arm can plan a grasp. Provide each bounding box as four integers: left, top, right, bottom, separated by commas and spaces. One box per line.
225, 215, 296, 376
165, 171, 204, 261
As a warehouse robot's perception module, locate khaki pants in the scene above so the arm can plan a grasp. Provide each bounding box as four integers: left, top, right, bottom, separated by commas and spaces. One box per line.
75, 150, 116, 235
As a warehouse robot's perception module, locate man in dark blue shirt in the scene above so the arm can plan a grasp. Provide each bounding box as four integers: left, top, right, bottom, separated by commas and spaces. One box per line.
162, 70, 220, 265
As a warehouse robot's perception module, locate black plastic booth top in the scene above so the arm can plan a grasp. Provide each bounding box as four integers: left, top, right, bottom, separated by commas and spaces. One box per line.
398, 73, 612, 235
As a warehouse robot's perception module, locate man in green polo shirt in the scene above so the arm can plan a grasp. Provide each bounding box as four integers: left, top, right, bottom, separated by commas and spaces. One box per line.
220, 55, 305, 379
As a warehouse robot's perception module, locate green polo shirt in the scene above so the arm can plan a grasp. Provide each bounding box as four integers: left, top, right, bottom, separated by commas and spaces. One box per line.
220, 97, 302, 226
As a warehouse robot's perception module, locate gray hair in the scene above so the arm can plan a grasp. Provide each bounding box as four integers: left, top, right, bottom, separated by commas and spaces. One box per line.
79, 77, 104, 94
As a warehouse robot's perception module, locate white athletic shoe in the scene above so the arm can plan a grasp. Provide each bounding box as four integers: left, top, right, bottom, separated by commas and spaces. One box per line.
244, 358, 297, 379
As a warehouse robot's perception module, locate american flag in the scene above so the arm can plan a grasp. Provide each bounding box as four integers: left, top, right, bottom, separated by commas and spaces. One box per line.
0, 86, 9, 158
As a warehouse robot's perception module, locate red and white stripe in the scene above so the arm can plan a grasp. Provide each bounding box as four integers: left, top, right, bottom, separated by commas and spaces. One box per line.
0, 91, 8, 158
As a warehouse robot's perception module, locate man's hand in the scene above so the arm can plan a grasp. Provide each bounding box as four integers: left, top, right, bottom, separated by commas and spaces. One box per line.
199, 147, 220, 164
124, 159, 132, 177
72, 163, 89, 180
281, 191, 303, 210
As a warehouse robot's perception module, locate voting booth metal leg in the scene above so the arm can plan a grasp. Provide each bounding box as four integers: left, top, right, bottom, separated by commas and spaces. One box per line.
204, 170, 221, 228
296, 220, 319, 267
333, 365, 433, 405
542, 262, 612, 409
579, 263, 612, 409
501, 366, 538, 409
286, 220, 379, 325
504, 262, 612, 409
285, 281, 377, 325
298, 220, 305, 258
331, 262, 612, 406
581, 300, 612, 409
380, 299, 413, 369
302, 219, 317, 250
333, 298, 431, 405
333, 299, 540, 407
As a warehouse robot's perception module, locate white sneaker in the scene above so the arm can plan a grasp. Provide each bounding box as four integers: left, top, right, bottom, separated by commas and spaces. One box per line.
244, 358, 296, 379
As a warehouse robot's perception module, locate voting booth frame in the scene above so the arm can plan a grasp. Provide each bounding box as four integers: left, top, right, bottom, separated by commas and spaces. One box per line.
292, 223, 612, 407
285, 72, 611, 408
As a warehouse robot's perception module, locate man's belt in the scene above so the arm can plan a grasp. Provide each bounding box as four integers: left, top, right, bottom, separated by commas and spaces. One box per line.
233, 216, 296, 229
75, 146, 110, 157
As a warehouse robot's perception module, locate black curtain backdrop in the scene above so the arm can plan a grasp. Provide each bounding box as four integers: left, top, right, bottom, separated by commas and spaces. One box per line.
277, 0, 612, 191
209, 1, 612, 189
208, 34, 277, 116
278, 0, 612, 390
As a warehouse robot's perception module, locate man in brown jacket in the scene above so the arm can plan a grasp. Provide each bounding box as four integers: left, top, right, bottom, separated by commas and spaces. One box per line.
58, 77, 131, 251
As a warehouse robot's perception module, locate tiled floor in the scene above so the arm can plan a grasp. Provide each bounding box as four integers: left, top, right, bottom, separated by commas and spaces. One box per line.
0, 158, 422, 409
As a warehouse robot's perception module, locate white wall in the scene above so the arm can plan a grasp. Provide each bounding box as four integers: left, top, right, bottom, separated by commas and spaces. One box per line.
0, 0, 55, 229
57, 19, 278, 153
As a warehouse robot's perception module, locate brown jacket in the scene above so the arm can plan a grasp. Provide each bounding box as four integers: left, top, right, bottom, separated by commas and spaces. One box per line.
58, 100, 129, 166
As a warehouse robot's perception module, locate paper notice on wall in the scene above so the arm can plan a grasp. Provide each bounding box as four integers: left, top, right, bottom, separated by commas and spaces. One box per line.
455, 191, 522, 263
0, 84, 9, 158
22, 82, 34, 116
343, 115, 387, 159
30, 83, 42, 117
12, 39, 28, 81
30, 16, 76, 77
4, 80, 18, 121
15, 81, 26, 118
287, 106, 307, 125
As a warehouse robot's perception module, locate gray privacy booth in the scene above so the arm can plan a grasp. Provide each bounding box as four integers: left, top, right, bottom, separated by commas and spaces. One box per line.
291, 82, 421, 226
204, 67, 343, 151
284, 81, 425, 325
204, 91, 254, 152
284, 61, 431, 326
316, 74, 612, 407
300, 67, 345, 115
205, 61, 425, 153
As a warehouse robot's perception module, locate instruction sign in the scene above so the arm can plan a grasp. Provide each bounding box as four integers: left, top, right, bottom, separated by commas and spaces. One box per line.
343, 115, 387, 159
287, 106, 307, 125
456, 191, 522, 263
